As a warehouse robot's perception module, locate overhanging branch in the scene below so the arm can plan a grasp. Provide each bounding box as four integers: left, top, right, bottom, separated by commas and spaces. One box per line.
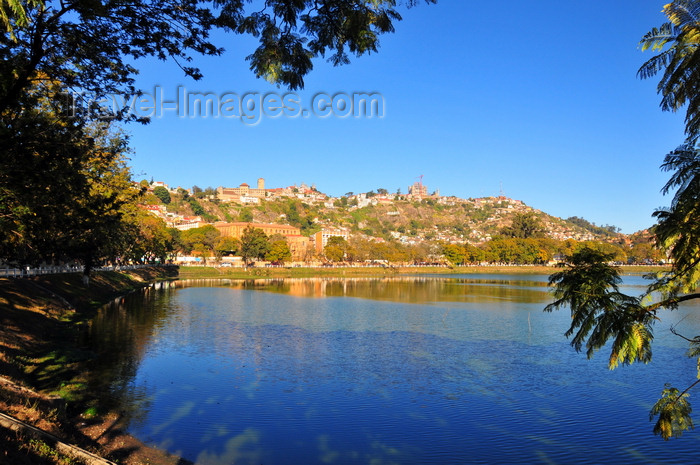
645, 293, 700, 312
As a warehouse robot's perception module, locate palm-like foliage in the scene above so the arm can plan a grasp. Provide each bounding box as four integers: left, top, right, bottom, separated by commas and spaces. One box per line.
639, 0, 700, 140
652, 142, 700, 294
546, 1, 700, 441
1, 0, 32, 30
545, 249, 654, 369
650, 385, 694, 440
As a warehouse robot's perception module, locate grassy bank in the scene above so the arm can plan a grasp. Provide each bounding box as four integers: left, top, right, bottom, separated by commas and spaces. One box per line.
0, 266, 179, 465
177, 264, 669, 280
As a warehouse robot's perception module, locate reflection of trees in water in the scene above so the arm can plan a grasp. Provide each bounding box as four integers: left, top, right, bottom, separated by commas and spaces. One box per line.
253, 277, 549, 304
172, 276, 550, 304
86, 285, 176, 417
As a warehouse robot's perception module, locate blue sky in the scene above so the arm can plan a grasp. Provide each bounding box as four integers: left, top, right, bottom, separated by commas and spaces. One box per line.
124, 1, 684, 234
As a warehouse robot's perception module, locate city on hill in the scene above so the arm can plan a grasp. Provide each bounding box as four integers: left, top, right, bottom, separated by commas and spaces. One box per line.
136, 176, 662, 267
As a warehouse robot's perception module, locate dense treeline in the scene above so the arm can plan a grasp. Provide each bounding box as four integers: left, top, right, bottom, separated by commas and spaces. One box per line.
440, 238, 636, 266
566, 216, 620, 237
0, 79, 181, 274
0, 0, 436, 276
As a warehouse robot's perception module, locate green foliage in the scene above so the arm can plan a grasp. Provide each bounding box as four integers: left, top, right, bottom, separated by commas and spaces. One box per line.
1, 1, 221, 118
477, 237, 551, 265
442, 243, 466, 265
215, 236, 240, 257
239, 207, 254, 222
566, 216, 620, 237
627, 241, 664, 264
126, 211, 179, 263
224, 1, 437, 89
281, 199, 317, 234
650, 385, 694, 440
239, 226, 269, 265
638, 0, 700, 139
574, 240, 627, 262
153, 186, 171, 204
266, 239, 292, 263
500, 212, 545, 239
187, 197, 206, 216
1, 1, 435, 124
324, 236, 349, 262
545, 248, 653, 366
546, 166, 700, 440
180, 225, 221, 259
652, 142, 700, 294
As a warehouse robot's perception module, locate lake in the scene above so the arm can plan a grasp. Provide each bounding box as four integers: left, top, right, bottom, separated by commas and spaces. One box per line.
87, 274, 700, 464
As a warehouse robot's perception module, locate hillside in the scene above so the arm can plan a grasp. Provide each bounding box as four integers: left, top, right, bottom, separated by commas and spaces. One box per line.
141, 185, 627, 246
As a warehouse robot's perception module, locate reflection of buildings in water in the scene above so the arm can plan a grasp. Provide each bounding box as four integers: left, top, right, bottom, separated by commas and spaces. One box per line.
172, 276, 549, 304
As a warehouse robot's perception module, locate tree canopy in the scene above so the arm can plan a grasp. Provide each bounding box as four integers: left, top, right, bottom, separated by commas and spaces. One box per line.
153, 186, 171, 205
239, 225, 269, 265
0, 0, 435, 118
638, 0, 700, 141
499, 212, 545, 239
324, 235, 348, 262
0, 77, 171, 272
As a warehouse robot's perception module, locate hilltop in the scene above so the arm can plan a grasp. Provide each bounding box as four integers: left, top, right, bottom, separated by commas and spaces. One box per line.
141, 180, 628, 246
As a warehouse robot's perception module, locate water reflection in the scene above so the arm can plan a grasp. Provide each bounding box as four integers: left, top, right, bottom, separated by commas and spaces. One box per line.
173, 275, 551, 305
87, 276, 700, 465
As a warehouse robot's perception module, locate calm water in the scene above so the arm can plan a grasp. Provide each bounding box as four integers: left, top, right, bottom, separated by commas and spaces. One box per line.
87, 275, 700, 465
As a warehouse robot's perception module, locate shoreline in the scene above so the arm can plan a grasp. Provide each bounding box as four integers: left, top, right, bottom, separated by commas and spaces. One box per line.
0, 266, 188, 465
177, 263, 669, 280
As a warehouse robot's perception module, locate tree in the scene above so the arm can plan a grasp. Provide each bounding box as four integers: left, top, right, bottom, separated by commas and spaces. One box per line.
540, 6, 700, 421
546, 100, 700, 443
1, 0, 437, 273
442, 243, 466, 265
180, 224, 221, 261
1, 1, 435, 118
0, 0, 41, 37
266, 238, 292, 264
652, 142, 700, 294
0, 77, 144, 275
324, 236, 348, 262
204, 186, 217, 198
545, 249, 653, 367
638, 0, 700, 140
239, 208, 254, 222
215, 236, 240, 257
153, 186, 171, 205
627, 241, 663, 264
239, 226, 269, 265
127, 211, 178, 263
500, 212, 545, 239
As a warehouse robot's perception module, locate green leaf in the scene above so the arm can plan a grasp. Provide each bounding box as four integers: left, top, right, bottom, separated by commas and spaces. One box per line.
650, 384, 694, 440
